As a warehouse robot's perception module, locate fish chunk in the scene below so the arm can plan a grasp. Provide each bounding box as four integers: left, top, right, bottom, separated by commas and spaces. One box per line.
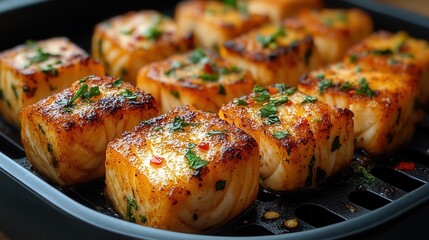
105, 105, 259, 233
20, 75, 158, 185
219, 84, 354, 191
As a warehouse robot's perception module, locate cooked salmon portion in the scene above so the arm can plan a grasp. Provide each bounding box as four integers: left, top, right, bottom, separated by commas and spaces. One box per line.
175, 0, 269, 49
219, 84, 354, 191
92, 10, 193, 85
248, 0, 323, 22
220, 23, 322, 86
0, 37, 104, 127
297, 8, 373, 63
105, 105, 259, 233
345, 30, 429, 105
20, 75, 158, 186
298, 63, 420, 155
137, 48, 255, 113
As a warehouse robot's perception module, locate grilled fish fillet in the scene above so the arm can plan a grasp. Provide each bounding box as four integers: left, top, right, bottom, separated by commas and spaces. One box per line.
297, 8, 373, 63
220, 23, 322, 86
298, 63, 420, 155
345, 30, 429, 105
248, 0, 323, 22
137, 48, 255, 113
175, 0, 269, 49
20, 75, 158, 185
0, 37, 104, 127
92, 10, 193, 85
219, 84, 354, 191
105, 105, 259, 233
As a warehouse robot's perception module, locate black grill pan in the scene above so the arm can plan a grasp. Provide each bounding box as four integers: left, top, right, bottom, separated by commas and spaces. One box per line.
1, 0, 429, 239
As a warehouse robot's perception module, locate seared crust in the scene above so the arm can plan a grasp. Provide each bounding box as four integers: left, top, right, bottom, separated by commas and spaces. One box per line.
219, 84, 354, 191
175, 0, 269, 48
92, 10, 193, 84
137, 49, 254, 113
105, 105, 259, 232
0, 37, 104, 127
220, 23, 322, 86
20, 75, 159, 185
248, 0, 323, 22
298, 63, 420, 155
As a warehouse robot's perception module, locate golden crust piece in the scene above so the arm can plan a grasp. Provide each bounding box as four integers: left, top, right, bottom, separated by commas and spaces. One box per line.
248, 0, 323, 22
297, 8, 373, 63
105, 105, 259, 233
219, 84, 354, 191
298, 63, 420, 155
92, 10, 193, 85
345, 30, 429, 104
175, 0, 270, 49
137, 48, 255, 113
0, 37, 104, 127
220, 23, 322, 86
20, 75, 158, 185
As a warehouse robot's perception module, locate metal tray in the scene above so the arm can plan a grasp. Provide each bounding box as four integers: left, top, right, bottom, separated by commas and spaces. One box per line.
1, 0, 429, 239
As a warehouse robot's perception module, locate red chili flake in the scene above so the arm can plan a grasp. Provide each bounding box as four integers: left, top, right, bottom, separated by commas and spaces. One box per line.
203, 63, 215, 74
267, 86, 279, 94
246, 98, 254, 105
198, 142, 209, 150
150, 156, 164, 166
395, 162, 415, 171
134, 35, 144, 41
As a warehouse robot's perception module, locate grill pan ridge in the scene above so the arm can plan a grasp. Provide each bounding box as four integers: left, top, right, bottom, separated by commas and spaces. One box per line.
1, 0, 429, 239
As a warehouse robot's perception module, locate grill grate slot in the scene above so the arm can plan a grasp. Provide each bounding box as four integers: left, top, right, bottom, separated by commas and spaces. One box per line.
295, 204, 346, 228
348, 190, 391, 210
371, 167, 426, 192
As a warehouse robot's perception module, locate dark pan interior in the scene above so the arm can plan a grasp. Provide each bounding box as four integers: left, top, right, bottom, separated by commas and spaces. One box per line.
1, 0, 429, 239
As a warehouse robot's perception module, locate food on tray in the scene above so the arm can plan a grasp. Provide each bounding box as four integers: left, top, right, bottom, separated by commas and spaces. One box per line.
298, 63, 420, 155
105, 105, 259, 233
0, 37, 104, 127
92, 10, 193, 85
175, 0, 270, 49
219, 84, 354, 191
220, 22, 322, 86
137, 48, 254, 113
247, 0, 323, 22
297, 8, 373, 63
345, 30, 429, 105
20, 75, 158, 185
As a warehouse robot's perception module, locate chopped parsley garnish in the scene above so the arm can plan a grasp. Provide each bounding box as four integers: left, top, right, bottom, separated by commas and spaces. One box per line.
144, 27, 162, 40
215, 180, 227, 191
331, 136, 342, 152
140, 216, 148, 223
39, 64, 58, 77
349, 54, 358, 63
260, 104, 277, 118
83, 86, 100, 100
218, 83, 226, 95
78, 76, 89, 84
185, 148, 209, 170
27, 48, 52, 64
354, 165, 377, 185
187, 143, 197, 149
224, 0, 237, 8
165, 61, 183, 76
269, 96, 288, 106
200, 73, 219, 82
266, 115, 280, 125
253, 85, 270, 102
113, 77, 123, 87
318, 79, 333, 94
188, 49, 206, 64
273, 83, 287, 94
153, 126, 163, 131
315, 73, 325, 80
273, 130, 290, 139
219, 66, 241, 75
339, 81, 352, 91
121, 89, 137, 100
207, 129, 228, 136
170, 90, 180, 99
256, 27, 285, 48
57, 83, 101, 111
355, 66, 362, 73
126, 196, 138, 222
120, 28, 134, 35
168, 117, 190, 132
301, 95, 318, 104
285, 87, 297, 96
70, 83, 88, 103
370, 49, 393, 55
234, 99, 247, 106
355, 77, 376, 97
